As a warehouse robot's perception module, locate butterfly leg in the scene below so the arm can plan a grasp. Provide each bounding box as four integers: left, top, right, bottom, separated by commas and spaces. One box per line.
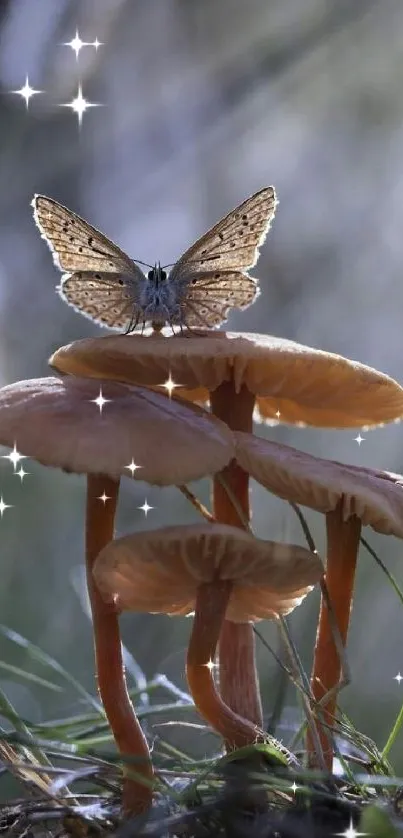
179, 315, 210, 338
124, 309, 140, 335
167, 317, 182, 337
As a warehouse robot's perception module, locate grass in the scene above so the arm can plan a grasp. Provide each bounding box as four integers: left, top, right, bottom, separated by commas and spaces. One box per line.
1, 637, 403, 836
2, 516, 403, 836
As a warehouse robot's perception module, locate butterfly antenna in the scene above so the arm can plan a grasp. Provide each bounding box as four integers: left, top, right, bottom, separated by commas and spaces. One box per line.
134, 258, 154, 270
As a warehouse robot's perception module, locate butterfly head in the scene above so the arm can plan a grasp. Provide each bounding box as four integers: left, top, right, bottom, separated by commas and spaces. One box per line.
147, 262, 167, 285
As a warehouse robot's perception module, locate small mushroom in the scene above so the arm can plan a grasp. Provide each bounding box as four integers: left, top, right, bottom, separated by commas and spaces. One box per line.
235, 431, 403, 768
49, 331, 403, 734
0, 376, 235, 813
93, 522, 322, 749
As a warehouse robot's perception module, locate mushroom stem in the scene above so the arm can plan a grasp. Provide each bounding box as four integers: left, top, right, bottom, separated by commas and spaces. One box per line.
186, 580, 263, 749
86, 475, 153, 814
307, 502, 361, 769
210, 382, 262, 729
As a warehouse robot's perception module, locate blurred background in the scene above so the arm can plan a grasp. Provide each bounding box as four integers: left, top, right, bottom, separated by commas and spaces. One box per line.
1, 0, 403, 787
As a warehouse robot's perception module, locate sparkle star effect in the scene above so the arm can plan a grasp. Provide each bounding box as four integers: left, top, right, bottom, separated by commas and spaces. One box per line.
60, 83, 102, 127
97, 492, 111, 504
63, 30, 90, 59
11, 76, 42, 109
15, 466, 30, 482
162, 373, 181, 398
290, 782, 299, 794
125, 459, 142, 477
90, 388, 111, 414
334, 818, 368, 837
275, 409, 281, 419
2, 443, 27, 472
354, 433, 365, 446
204, 659, 218, 672
395, 672, 403, 684
0, 496, 13, 517
138, 499, 154, 517
63, 30, 103, 58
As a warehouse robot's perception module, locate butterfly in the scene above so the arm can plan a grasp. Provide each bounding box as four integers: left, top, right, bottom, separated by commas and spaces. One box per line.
32, 187, 277, 333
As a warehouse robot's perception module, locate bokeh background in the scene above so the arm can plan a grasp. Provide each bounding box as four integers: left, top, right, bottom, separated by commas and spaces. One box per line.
1, 0, 403, 787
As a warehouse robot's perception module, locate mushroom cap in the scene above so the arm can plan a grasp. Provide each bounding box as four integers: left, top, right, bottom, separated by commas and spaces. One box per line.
0, 377, 235, 485
49, 332, 403, 429
93, 522, 323, 622
235, 432, 403, 537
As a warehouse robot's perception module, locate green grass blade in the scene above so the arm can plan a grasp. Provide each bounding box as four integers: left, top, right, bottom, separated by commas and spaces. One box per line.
0, 624, 101, 713
0, 660, 63, 692
0, 685, 51, 767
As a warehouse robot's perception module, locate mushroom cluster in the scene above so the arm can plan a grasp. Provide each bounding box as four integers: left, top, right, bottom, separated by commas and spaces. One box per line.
0, 370, 322, 813
50, 329, 403, 774
2, 190, 403, 820
0, 375, 239, 814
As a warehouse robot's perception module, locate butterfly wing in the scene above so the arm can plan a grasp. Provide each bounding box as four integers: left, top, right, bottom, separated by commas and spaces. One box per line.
175, 270, 259, 328
168, 187, 276, 328
58, 271, 144, 331
170, 186, 277, 279
32, 195, 137, 274
33, 195, 147, 331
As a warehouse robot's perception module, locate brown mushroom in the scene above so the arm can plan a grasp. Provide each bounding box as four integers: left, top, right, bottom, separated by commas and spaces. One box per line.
235, 431, 403, 768
93, 522, 322, 749
49, 331, 403, 429
0, 376, 235, 813
49, 330, 403, 735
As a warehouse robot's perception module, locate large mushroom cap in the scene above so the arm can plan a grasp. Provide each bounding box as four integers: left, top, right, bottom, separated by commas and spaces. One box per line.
0, 377, 235, 485
49, 332, 403, 429
235, 432, 403, 537
93, 522, 323, 622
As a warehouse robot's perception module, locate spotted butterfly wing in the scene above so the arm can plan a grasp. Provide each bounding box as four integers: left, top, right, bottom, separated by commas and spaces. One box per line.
32, 195, 147, 330
60, 272, 144, 330
173, 187, 277, 274
168, 187, 277, 328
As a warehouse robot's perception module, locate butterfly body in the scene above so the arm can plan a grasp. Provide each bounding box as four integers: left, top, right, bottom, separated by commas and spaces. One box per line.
139, 263, 182, 329
32, 188, 277, 332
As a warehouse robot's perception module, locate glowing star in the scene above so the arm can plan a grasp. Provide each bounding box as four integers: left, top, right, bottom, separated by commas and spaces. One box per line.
162, 374, 181, 398
290, 782, 299, 794
2, 443, 27, 472
91, 38, 103, 50
125, 459, 142, 477
138, 499, 153, 517
90, 388, 110, 414
11, 76, 42, 110
63, 30, 90, 59
334, 818, 368, 838
97, 492, 111, 504
354, 433, 365, 446
0, 496, 13, 517
60, 83, 101, 128
15, 466, 30, 482
204, 659, 218, 671
395, 673, 403, 684
275, 410, 281, 419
